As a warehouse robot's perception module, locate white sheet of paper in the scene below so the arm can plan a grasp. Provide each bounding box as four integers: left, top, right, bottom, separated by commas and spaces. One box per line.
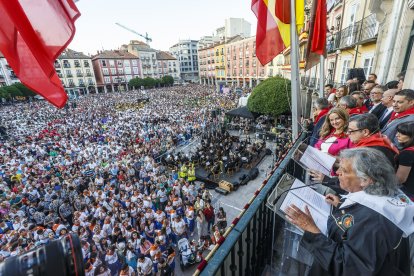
298, 145, 336, 176
280, 179, 331, 236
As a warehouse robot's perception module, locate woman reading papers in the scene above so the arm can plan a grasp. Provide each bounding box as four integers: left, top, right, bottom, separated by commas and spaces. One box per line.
285, 148, 413, 275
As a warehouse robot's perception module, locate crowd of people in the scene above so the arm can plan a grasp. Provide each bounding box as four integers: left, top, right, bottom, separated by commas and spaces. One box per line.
0, 85, 241, 275
290, 72, 414, 275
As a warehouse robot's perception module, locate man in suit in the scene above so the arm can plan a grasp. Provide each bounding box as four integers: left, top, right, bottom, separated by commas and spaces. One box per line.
382, 89, 414, 145
368, 85, 387, 119
379, 88, 398, 130
309, 98, 330, 147
362, 80, 376, 108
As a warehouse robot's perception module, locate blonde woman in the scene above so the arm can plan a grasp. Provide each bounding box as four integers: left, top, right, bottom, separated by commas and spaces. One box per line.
315, 108, 353, 156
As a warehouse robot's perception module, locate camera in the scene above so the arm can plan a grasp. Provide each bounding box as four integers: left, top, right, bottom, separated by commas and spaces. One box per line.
0, 234, 84, 276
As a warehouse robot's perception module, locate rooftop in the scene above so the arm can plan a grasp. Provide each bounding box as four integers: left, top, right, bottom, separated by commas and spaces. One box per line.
58, 48, 90, 59
156, 51, 177, 60
92, 50, 139, 60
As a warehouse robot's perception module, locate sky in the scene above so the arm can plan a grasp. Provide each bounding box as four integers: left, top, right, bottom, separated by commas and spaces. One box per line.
69, 0, 257, 55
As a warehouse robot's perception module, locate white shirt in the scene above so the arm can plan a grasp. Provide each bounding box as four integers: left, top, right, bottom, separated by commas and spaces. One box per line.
137, 257, 153, 275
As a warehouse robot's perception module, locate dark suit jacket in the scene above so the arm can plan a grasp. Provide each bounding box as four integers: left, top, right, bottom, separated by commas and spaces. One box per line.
369, 103, 387, 119
379, 110, 392, 130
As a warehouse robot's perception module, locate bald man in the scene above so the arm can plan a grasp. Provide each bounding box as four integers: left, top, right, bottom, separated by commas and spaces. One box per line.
379, 88, 398, 130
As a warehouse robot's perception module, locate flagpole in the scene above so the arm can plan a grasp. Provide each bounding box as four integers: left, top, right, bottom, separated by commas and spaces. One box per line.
290, 0, 301, 140
319, 55, 325, 97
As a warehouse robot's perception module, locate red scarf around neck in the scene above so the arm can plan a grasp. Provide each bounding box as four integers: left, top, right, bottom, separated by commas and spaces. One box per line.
314, 108, 330, 124
388, 106, 414, 122
355, 133, 399, 154
348, 107, 365, 116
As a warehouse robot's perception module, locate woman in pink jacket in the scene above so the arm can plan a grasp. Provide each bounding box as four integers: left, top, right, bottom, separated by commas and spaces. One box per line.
315, 108, 353, 156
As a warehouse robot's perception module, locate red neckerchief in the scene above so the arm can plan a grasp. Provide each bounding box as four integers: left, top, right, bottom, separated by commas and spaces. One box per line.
355, 133, 399, 154
388, 106, 414, 122
327, 129, 347, 139
360, 105, 369, 113
314, 108, 330, 124
348, 107, 365, 116
403, 146, 414, 152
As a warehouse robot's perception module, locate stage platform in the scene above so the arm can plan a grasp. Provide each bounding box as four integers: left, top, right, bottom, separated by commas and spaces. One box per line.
195, 149, 269, 189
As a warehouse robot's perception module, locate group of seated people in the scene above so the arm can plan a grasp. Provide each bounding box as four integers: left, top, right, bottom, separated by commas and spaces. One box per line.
292, 73, 414, 275
165, 128, 266, 178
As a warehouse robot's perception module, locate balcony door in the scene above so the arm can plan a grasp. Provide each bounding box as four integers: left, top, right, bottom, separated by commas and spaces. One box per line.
347, 4, 359, 46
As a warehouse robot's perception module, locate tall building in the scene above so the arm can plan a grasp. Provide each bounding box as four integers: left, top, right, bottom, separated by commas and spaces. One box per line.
55, 49, 97, 97
169, 40, 199, 83
0, 52, 20, 87
91, 50, 141, 93
156, 51, 180, 81
123, 40, 159, 79
224, 18, 251, 39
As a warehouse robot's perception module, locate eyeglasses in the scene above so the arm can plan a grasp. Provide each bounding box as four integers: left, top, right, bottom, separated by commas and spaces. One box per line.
346, 129, 363, 134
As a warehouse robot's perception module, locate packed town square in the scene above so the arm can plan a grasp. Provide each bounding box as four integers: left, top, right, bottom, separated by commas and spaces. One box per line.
0, 85, 294, 275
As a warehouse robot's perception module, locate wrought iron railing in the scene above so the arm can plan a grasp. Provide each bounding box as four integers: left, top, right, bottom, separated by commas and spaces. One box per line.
327, 14, 377, 51
196, 132, 307, 276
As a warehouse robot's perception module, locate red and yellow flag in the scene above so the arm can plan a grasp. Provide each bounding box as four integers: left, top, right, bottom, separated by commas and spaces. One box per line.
252, 0, 305, 66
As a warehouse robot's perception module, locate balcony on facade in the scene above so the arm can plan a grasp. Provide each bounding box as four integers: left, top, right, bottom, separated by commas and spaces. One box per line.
63, 62, 71, 68
86, 73, 92, 77
54, 62, 61, 68
84, 61, 90, 67
74, 62, 81, 68
328, 14, 377, 53
66, 73, 73, 78
69, 83, 75, 87
77, 73, 83, 77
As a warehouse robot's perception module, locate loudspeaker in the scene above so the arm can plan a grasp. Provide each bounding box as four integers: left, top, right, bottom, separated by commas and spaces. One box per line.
241, 175, 251, 185
248, 168, 259, 180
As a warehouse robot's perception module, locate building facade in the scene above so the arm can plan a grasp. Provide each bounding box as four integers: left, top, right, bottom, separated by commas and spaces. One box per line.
91, 50, 141, 93
55, 49, 97, 97
124, 40, 159, 79
169, 40, 199, 83
225, 36, 267, 88
224, 18, 252, 39
0, 53, 20, 87
370, 0, 414, 87
156, 51, 180, 81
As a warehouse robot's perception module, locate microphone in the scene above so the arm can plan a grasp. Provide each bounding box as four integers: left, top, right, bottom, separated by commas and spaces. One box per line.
272, 181, 332, 206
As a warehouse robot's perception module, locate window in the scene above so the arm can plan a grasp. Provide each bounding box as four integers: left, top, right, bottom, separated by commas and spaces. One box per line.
131, 60, 138, 66
124, 67, 131, 74
101, 60, 107, 67
110, 68, 116, 75
340, 59, 351, 84
88, 78, 94, 85
118, 69, 124, 75
79, 79, 84, 85
403, 22, 414, 72
117, 60, 123, 67
104, 77, 111, 83
102, 68, 109, 75
363, 56, 374, 78
133, 67, 139, 75
109, 60, 115, 67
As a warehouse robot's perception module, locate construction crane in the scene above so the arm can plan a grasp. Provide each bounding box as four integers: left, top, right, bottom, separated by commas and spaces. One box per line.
115, 22, 152, 44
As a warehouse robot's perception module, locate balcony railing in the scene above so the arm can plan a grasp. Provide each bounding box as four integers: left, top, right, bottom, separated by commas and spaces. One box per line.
54, 63, 61, 68
66, 73, 73, 77
77, 73, 83, 77
84, 62, 90, 67
328, 14, 378, 51
63, 63, 71, 68
86, 73, 92, 77
197, 133, 307, 276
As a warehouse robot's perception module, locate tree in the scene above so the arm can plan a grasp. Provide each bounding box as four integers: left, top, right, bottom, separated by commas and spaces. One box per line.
128, 77, 143, 89
14, 83, 36, 97
161, 75, 174, 86
247, 77, 291, 117
0, 87, 10, 99
142, 77, 156, 88
3, 85, 23, 98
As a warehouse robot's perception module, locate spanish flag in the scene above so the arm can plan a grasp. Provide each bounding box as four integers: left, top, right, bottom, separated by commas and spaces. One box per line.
252, 0, 305, 66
